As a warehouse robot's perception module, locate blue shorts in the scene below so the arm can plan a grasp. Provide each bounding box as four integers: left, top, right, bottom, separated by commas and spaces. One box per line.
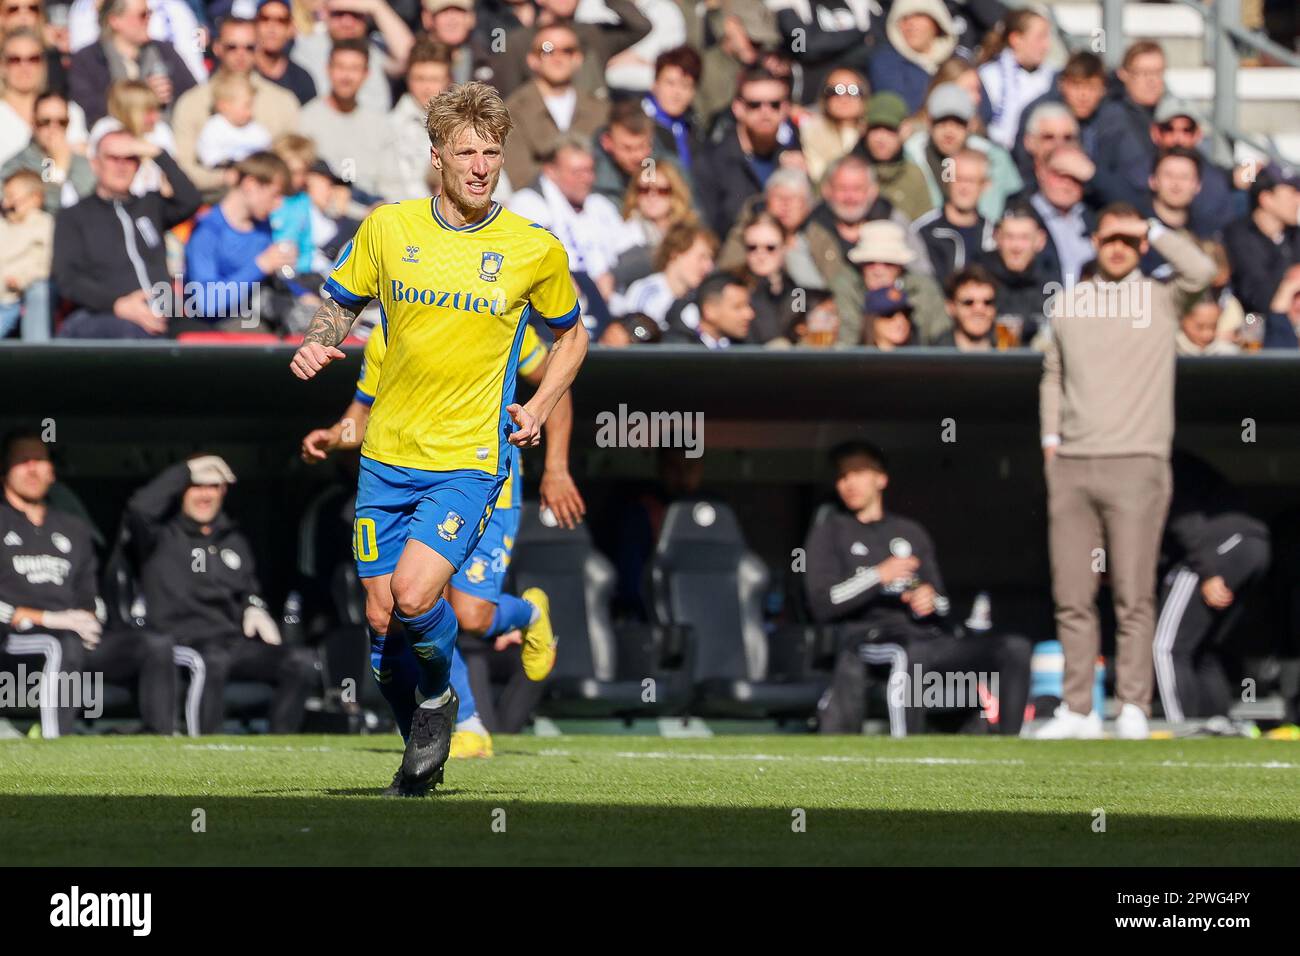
354, 457, 505, 579
449, 505, 521, 602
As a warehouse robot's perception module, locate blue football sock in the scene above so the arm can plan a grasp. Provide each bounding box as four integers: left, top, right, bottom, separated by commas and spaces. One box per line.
368, 623, 420, 741
449, 643, 477, 720
487, 593, 536, 639
394, 598, 459, 699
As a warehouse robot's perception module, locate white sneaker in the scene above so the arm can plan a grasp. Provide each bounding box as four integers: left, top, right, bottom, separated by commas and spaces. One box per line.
1115, 703, 1150, 740
1034, 704, 1104, 739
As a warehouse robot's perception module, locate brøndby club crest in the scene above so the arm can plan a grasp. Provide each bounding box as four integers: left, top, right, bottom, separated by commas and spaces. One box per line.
479, 251, 504, 281
437, 511, 466, 541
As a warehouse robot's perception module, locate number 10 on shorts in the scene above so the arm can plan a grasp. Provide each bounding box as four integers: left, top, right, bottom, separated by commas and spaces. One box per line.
354, 517, 379, 563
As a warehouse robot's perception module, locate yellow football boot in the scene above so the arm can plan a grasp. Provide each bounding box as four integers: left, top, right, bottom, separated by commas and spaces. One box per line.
520, 587, 557, 681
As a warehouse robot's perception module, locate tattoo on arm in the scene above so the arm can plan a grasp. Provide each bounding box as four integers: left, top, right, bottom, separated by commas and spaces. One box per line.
303, 299, 358, 348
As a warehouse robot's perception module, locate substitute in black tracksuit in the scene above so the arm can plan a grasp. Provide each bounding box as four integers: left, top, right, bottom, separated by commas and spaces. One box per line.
804, 440, 1030, 735
125, 457, 316, 734
0, 431, 174, 735
1154, 451, 1270, 724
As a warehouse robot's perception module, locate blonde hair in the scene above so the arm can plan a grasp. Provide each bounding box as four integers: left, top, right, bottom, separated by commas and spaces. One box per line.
620, 159, 696, 227
425, 81, 513, 150
211, 69, 255, 105
272, 132, 316, 169
3, 166, 43, 198
107, 79, 161, 135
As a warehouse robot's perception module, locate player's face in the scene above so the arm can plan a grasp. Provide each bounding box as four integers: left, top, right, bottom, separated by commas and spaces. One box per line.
435, 125, 503, 213
3, 438, 54, 503
182, 483, 225, 526
834, 456, 886, 513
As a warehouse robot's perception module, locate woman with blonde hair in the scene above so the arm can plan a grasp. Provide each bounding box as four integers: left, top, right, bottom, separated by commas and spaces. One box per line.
976, 7, 1055, 149
613, 158, 697, 288
87, 77, 176, 194
799, 67, 868, 186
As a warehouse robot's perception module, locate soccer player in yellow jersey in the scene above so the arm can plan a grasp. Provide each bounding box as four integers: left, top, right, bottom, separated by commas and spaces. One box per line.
289, 82, 589, 795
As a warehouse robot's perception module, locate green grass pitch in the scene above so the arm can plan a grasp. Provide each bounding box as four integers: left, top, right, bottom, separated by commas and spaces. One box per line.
2, 735, 1298, 865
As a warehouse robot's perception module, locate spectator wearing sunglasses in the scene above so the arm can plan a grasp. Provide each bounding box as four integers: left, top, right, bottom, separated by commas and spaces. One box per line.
735, 211, 798, 344
0, 28, 89, 166
775, 0, 876, 109
502, 23, 609, 192
800, 68, 868, 185
693, 67, 802, 239
0, 91, 94, 212
611, 148, 698, 288
68, 0, 198, 129
172, 16, 300, 200
290, 0, 414, 113
935, 265, 998, 351
254, 0, 318, 105
0, 0, 70, 96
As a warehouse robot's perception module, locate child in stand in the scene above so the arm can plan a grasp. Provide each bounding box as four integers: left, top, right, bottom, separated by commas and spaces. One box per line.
196, 72, 272, 170
0, 169, 54, 340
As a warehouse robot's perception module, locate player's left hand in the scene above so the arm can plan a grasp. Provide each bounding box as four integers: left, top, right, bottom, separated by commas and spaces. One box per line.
506, 403, 541, 447
540, 468, 585, 528
902, 584, 937, 618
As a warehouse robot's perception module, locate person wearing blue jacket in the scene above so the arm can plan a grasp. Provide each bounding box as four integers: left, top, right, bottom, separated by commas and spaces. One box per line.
868, 0, 960, 115
184, 151, 297, 328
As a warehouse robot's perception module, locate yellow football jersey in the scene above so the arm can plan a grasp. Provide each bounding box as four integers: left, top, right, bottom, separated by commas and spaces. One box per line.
354, 315, 546, 509
324, 198, 578, 478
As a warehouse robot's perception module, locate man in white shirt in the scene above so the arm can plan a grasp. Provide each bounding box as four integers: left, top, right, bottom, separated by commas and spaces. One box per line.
299, 38, 388, 199
290, 0, 413, 113
508, 135, 624, 301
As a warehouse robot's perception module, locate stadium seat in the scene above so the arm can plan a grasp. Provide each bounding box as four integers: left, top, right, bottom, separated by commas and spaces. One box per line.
650, 500, 828, 718
509, 502, 691, 717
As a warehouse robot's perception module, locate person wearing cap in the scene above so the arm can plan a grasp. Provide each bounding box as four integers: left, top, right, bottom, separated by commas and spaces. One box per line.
862, 285, 915, 349
254, 0, 318, 105
1036, 201, 1217, 740
909, 147, 995, 283
837, 218, 947, 345
903, 80, 1022, 222
490, 0, 650, 100
867, 0, 960, 115
852, 90, 932, 221
502, 22, 609, 191
1222, 164, 1300, 316
124, 455, 318, 735
290, 0, 414, 114
171, 15, 301, 201
692, 65, 802, 239
1, 428, 178, 737
661, 269, 754, 347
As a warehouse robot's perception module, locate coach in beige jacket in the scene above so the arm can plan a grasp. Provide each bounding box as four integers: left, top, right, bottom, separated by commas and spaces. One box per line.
1037, 204, 1216, 740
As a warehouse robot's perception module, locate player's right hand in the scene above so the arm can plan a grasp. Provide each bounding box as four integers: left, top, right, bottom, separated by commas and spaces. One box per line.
290, 342, 346, 380
300, 428, 336, 463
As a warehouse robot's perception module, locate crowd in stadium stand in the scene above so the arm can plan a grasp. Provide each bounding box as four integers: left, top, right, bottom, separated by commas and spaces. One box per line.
0, 0, 1297, 348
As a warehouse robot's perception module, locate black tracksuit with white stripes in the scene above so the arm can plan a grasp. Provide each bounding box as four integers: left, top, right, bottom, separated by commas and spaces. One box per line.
0, 501, 175, 735
125, 464, 316, 734
1155, 455, 1271, 722
804, 508, 1030, 735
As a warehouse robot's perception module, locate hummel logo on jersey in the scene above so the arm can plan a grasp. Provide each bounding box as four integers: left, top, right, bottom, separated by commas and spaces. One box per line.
402, 244, 420, 263
850, 542, 869, 556
3, 531, 21, 547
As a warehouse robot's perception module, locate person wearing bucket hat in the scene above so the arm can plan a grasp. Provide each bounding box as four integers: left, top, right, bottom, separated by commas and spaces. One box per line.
852, 90, 933, 221
903, 81, 1024, 222
833, 218, 948, 346
862, 284, 915, 349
